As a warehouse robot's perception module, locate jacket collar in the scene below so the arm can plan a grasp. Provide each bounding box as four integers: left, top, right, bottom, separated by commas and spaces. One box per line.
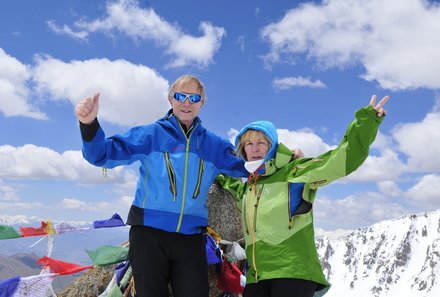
162, 108, 202, 133
256, 143, 293, 177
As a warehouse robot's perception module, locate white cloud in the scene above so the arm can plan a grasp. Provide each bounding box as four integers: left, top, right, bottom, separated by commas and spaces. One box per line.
314, 192, 408, 230
0, 201, 46, 210
261, 0, 440, 90
46, 20, 88, 41
60, 196, 131, 214
344, 148, 405, 182
277, 128, 333, 156
273, 76, 326, 90
0, 179, 20, 202
377, 180, 404, 198
50, 0, 225, 68
236, 36, 245, 52
0, 144, 127, 184
406, 174, 440, 209
32, 55, 170, 126
392, 111, 440, 172
0, 48, 46, 119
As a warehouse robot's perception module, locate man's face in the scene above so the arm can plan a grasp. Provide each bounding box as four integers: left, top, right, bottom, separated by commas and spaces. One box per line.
170, 80, 203, 129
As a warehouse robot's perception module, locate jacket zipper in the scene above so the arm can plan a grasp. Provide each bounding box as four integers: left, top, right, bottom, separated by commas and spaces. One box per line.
243, 189, 249, 235
287, 183, 293, 228
164, 152, 177, 201
192, 159, 204, 199
176, 123, 197, 232
248, 182, 258, 280
253, 186, 263, 232
246, 173, 262, 281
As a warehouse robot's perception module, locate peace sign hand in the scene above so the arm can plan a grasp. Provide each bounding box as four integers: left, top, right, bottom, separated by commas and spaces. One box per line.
369, 95, 390, 118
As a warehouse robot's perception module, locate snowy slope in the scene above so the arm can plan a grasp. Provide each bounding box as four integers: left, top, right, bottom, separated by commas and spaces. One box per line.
316, 210, 440, 297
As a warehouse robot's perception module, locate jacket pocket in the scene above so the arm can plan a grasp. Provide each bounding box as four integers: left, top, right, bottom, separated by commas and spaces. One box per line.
164, 152, 177, 201
192, 159, 204, 199
288, 182, 305, 218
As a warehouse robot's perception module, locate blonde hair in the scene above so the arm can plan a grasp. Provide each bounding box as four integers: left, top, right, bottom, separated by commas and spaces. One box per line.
236, 130, 272, 159
168, 75, 207, 104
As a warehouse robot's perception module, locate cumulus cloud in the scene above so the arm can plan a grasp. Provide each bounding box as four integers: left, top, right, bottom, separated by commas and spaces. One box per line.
33, 55, 170, 126
48, 0, 225, 68
276, 128, 333, 156
60, 196, 132, 214
406, 174, 440, 209
344, 148, 405, 182
261, 0, 440, 90
0, 144, 129, 184
392, 111, 440, 172
314, 192, 408, 230
377, 180, 404, 198
273, 76, 326, 90
0, 179, 20, 202
0, 48, 46, 119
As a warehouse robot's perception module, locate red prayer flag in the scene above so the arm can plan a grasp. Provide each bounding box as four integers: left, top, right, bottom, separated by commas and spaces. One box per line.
37, 256, 93, 275
20, 221, 54, 237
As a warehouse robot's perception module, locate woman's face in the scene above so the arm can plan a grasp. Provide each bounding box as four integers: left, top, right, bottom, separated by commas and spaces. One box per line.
243, 135, 270, 161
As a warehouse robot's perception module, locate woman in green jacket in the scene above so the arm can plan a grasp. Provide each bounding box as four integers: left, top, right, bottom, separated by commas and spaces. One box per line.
218, 95, 390, 297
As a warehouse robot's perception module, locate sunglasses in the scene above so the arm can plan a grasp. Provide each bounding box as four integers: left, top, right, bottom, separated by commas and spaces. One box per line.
173, 92, 202, 103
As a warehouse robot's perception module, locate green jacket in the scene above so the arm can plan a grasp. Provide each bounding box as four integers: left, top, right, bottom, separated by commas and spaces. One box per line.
217, 105, 383, 290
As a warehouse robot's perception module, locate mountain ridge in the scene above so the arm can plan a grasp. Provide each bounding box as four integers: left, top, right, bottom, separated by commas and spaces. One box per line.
316, 209, 440, 296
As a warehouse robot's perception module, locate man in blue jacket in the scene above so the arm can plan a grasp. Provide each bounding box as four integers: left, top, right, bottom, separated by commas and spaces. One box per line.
75, 75, 248, 297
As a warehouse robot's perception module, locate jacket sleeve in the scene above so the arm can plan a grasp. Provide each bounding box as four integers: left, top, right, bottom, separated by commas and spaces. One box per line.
215, 174, 245, 203
292, 105, 384, 188
80, 119, 155, 168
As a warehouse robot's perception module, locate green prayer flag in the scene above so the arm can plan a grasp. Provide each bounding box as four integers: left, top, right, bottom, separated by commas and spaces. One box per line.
86, 245, 129, 266
107, 283, 123, 297
0, 225, 21, 240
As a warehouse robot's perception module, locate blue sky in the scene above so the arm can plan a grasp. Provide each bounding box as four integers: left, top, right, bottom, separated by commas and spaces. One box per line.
1, 0, 440, 232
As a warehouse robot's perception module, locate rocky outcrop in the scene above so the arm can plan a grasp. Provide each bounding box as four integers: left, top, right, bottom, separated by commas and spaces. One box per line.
58, 181, 242, 297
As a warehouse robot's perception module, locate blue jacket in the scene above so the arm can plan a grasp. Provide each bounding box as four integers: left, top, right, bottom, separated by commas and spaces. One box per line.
80, 110, 247, 234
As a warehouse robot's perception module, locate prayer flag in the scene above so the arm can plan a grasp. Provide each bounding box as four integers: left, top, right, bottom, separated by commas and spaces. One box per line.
36, 256, 93, 275
11, 274, 56, 297
55, 222, 91, 234
19, 221, 55, 237
86, 245, 129, 266
0, 276, 20, 297
115, 261, 130, 286
93, 213, 125, 229
0, 225, 21, 240
205, 233, 221, 265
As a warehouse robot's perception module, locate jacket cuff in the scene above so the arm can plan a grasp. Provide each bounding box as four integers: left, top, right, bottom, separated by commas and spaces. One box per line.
79, 118, 100, 142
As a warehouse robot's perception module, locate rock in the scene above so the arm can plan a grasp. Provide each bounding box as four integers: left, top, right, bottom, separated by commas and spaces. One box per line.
57, 182, 243, 297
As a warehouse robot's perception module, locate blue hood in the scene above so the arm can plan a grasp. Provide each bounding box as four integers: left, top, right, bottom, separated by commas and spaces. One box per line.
235, 120, 278, 163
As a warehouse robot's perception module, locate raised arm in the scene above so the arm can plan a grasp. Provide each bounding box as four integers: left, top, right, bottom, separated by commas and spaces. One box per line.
292, 95, 390, 188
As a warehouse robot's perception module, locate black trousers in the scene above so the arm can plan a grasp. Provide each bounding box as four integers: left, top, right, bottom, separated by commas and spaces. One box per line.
129, 225, 209, 297
243, 278, 318, 297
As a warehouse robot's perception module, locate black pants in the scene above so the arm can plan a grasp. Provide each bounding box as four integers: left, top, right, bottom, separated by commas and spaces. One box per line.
129, 225, 209, 297
243, 278, 318, 297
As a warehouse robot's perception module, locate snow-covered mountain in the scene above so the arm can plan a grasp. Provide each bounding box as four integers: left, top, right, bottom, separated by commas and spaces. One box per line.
316, 209, 440, 297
